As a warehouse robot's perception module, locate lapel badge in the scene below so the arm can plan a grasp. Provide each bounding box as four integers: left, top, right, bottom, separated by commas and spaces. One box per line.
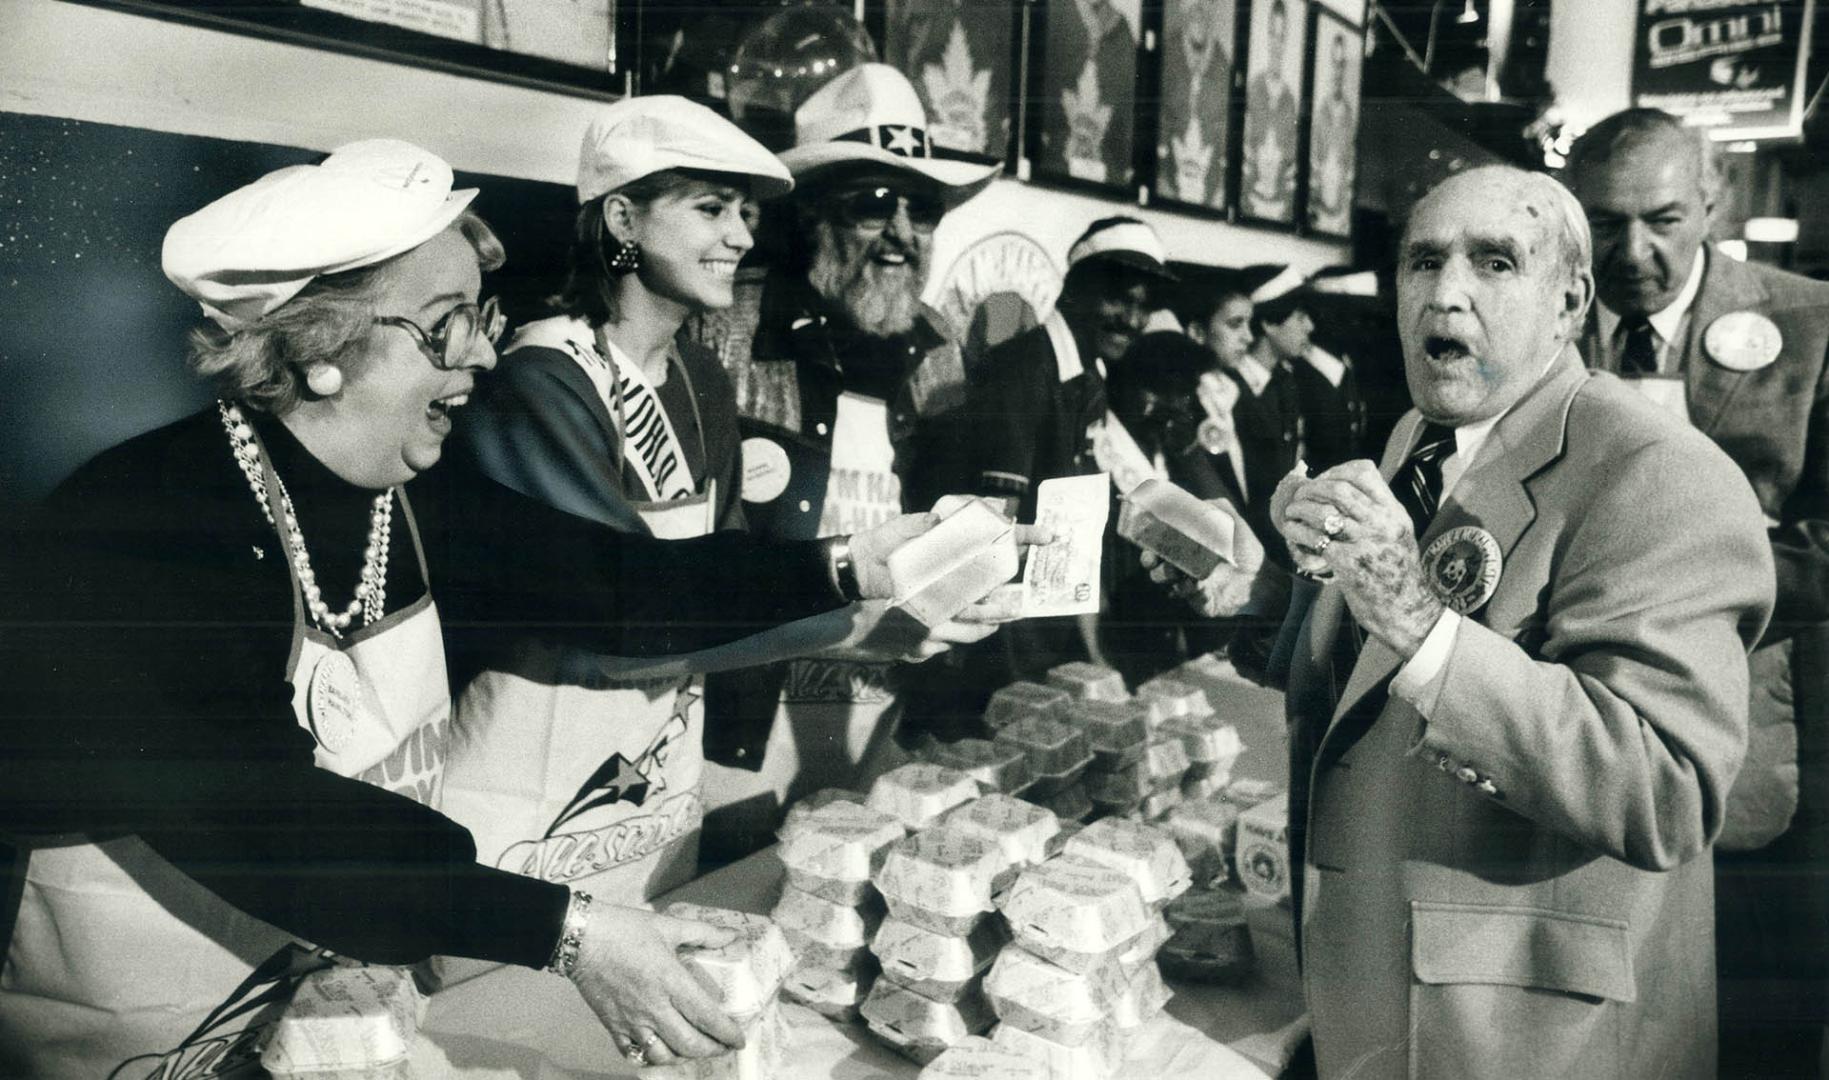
1703, 311, 1781, 372
1421, 526, 1503, 615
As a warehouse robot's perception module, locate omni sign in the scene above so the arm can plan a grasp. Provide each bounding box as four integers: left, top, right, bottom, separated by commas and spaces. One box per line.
1644, 3, 1783, 68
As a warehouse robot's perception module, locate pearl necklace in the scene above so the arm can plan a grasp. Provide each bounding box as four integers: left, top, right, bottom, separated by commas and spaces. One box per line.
218, 402, 394, 637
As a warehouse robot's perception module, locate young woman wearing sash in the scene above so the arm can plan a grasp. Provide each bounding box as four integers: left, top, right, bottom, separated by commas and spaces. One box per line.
443, 99, 813, 905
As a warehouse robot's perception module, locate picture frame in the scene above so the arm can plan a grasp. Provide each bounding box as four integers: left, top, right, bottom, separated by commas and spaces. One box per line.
71, 0, 624, 99
879, 0, 1021, 164
1153, 0, 1241, 213
1238, 0, 1308, 226
1303, 8, 1362, 238
1030, 0, 1145, 192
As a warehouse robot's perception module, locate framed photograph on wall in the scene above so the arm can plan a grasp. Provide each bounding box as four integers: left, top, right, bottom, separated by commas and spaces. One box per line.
1033, 0, 1143, 189
881, 0, 1018, 161
1154, 0, 1239, 211
77, 0, 623, 96
1304, 9, 1362, 237
1238, 0, 1308, 224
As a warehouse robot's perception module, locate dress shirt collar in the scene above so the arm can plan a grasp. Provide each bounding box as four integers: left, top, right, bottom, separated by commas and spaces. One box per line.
1232, 352, 1274, 396
1597, 246, 1706, 349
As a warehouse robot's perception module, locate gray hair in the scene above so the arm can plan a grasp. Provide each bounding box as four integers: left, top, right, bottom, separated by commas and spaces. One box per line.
189, 210, 504, 414
1564, 108, 1721, 203
1409, 165, 1592, 291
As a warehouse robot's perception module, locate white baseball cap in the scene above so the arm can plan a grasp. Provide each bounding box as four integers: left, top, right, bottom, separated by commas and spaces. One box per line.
162, 139, 477, 331
777, 63, 1000, 200
577, 95, 793, 204
1066, 218, 1176, 281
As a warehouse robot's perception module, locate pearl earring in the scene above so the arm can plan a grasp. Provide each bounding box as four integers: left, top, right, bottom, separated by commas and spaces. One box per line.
305, 364, 344, 397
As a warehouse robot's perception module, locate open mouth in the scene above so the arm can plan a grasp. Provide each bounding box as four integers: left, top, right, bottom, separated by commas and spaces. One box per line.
701, 259, 738, 280
426, 391, 470, 428
1424, 335, 1472, 361
873, 250, 911, 267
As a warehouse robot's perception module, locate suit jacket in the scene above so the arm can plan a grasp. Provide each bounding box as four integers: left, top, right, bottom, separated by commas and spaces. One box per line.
1582, 249, 1829, 848
960, 320, 1106, 522
1281, 352, 1773, 1079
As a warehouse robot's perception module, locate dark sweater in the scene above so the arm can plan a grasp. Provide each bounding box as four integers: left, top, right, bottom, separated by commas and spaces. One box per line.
0, 406, 841, 969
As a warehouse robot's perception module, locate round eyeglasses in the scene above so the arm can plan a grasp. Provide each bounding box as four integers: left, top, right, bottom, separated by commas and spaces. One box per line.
374, 295, 505, 370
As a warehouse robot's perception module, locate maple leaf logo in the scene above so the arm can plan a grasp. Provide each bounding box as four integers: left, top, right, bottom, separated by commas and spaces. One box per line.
922, 22, 992, 152
1062, 62, 1112, 182
1170, 114, 1213, 200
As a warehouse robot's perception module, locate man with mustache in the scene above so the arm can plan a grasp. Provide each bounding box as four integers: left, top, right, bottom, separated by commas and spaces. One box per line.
689, 64, 999, 857
1566, 107, 1829, 1078
954, 216, 1175, 676
1155, 165, 1771, 1077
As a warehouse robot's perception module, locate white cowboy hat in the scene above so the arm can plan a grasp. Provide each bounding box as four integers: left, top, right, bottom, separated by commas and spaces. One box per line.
777, 63, 1000, 202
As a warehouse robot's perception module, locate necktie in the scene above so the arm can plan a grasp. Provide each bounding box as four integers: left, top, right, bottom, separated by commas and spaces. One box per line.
1392, 422, 1456, 541
1619, 316, 1659, 376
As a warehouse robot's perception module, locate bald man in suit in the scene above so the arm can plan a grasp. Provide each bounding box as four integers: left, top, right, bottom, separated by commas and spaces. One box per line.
1158, 165, 1772, 1078
1567, 108, 1829, 1077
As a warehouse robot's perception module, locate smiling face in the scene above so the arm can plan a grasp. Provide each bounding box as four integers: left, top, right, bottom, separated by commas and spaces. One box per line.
1569, 129, 1712, 318
339, 227, 495, 485
623, 177, 755, 311
806, 168, 940, 338
1397, 168, 1591, 426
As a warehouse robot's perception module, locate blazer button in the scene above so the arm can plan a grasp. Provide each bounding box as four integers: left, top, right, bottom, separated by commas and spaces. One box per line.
1456, 766, 1480, 785
799, 500, 812, 513
816, 422, 829, 436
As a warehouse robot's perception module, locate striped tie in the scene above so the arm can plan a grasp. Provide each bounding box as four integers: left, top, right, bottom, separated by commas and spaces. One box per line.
1393, 422, 1456, 541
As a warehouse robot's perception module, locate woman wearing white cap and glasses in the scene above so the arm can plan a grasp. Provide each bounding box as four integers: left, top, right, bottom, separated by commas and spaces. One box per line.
441, 99, 814, 913
0, 138, 944, 1076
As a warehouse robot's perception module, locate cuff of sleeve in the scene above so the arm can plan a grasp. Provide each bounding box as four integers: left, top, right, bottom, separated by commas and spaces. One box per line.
446, 865, 572, 970
1390, 607, 1461, 715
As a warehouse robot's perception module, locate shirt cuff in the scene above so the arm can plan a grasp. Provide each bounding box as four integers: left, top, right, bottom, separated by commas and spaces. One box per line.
1390, 607, 1461, 714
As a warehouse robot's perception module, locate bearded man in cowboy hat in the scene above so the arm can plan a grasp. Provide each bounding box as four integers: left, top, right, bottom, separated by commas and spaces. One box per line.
690, 63, 1000, 857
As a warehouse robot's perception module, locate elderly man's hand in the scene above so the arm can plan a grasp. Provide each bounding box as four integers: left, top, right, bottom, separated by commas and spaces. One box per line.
1142, 498, 1272, 618
1278, 460, 1445, 657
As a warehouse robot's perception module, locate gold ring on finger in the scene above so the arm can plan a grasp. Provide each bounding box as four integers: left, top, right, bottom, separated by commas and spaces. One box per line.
1314, 534, 1332, 553
1322, 512, 1347, 538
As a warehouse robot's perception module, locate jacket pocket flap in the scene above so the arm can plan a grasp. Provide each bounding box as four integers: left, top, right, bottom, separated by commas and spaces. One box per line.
1411, 902, 1635, 1003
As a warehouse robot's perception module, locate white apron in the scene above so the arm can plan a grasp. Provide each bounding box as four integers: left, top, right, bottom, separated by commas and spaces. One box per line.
0, 457, 451, 1080
702, 392, 908, 824
444, 331, 712, 905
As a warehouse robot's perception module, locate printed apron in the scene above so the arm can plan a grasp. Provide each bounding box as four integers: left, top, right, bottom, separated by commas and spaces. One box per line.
0, 461, 451, 1080
705, 392, 909, 826
443, 333, 711, 905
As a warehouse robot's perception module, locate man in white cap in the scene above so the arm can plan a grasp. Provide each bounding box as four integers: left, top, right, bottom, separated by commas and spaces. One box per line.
690, 62, 1000, 855
1248, 263, 1368, 474
950, 215, 1176, 677
1567, 107, 1829, 1079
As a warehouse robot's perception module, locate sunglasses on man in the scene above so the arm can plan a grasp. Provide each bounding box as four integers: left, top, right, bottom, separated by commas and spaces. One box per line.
827, 185, 946, 233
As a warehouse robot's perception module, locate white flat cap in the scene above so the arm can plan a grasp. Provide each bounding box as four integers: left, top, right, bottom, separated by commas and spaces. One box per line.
162, 139, 477, 331
577, 95, 793, 204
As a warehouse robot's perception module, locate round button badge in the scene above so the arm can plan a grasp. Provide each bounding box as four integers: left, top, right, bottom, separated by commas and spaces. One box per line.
740, 437, 791, 504
1703, 312, 1782, 372
307, 650, 364, 756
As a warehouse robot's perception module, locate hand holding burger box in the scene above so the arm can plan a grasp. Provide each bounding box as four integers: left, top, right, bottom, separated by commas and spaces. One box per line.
1117, 479, 1238, 579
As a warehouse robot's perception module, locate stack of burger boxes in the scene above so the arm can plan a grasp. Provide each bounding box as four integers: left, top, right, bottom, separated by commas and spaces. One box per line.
649, 903, 798, 1080
858, 763, 1004, 1063
991, 713, 1095, 824
985, 827, 1184, 1080
982, 681, 1072, 733
1139, 674, 1244, 803
773, 797, 907, 1020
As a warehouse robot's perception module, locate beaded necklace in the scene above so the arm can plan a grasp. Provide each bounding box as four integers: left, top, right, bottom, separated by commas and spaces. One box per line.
218, 401, 393, 638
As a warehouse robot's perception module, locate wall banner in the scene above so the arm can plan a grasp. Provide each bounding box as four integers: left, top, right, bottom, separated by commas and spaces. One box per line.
1632, 0, 1815, 141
